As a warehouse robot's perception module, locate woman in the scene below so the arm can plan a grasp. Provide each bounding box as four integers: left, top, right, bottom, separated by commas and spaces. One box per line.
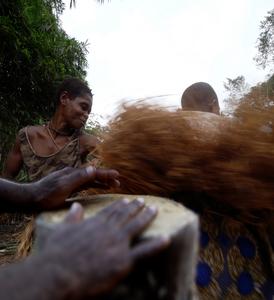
3, 78, 98, 181
94, 104, 274, 299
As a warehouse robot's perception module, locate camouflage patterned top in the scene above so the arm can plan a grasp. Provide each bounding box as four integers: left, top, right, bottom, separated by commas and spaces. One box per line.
18, 127, 82, 181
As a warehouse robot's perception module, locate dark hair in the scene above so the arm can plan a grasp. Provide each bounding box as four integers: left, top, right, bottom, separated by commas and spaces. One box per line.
181, 82, 219, 113
56, 77, 93, 104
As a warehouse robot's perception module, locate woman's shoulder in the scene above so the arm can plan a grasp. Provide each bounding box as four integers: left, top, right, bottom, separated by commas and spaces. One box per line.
79, 133, 100, 154
79, 133, 100, 146
20, 125, 46, 137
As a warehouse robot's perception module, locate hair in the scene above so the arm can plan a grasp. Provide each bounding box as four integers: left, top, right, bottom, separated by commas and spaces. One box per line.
181, 82, 219, 113
55, 77, 93, 105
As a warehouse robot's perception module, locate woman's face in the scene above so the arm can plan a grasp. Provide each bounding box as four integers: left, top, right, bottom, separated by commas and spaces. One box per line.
63, 93, 92, 129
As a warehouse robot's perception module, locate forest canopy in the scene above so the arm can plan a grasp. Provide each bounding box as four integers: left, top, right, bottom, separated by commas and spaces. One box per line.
0, 0, 88, 166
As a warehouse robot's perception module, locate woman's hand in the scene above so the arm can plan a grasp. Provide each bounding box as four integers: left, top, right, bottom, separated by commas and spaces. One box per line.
32, 166, 120, 209
42, 200, 170, 299
0, 200, 170, 300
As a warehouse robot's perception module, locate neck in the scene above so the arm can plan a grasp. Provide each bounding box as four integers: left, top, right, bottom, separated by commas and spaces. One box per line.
49, 114, 75, 136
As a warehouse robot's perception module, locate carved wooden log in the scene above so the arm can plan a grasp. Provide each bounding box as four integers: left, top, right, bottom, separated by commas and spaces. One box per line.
35, 194, 199, 300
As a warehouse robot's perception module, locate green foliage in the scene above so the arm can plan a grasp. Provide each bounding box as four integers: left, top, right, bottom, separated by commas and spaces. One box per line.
238, 74, 274, 111
223, 73, 274, 118
0, 0, 88, 168
85, 114, 108, 139
224, 76, 248, 96
70, 0, 107, 8
223, 76, 249, 116
255, 9, 274, 68
224, 9, 274, 116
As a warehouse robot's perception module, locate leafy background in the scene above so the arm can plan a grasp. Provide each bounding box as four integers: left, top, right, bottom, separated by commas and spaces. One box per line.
0, 0, 88, 168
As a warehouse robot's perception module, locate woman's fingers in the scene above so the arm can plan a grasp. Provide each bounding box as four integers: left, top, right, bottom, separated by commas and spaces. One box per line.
123, 205, 158, 238
55, 167, 120, 194
64, 202, 84, 223
107, 198, 145, 226
96, 199, 129, 220
95, 169, 120, 186
130, 236, 171, 261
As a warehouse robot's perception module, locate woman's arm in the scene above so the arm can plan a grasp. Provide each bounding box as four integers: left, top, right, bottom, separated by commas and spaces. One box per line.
0, 166, 120, 210
0, 200, 168, 300
0, 251, 71, 300
79, 133, 100, 163
2, 134, 23, 179
0, 178, 34, 208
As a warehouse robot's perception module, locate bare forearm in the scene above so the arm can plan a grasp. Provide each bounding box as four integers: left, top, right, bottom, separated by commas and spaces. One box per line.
0, 253, 73, 300
0, 179, 35, 208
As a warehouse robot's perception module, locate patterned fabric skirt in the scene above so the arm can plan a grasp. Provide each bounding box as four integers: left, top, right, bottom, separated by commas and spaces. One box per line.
196, 213, 274, 299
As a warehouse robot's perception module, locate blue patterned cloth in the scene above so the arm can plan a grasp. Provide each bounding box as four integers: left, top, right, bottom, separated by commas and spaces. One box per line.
196, 213, 274, 299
